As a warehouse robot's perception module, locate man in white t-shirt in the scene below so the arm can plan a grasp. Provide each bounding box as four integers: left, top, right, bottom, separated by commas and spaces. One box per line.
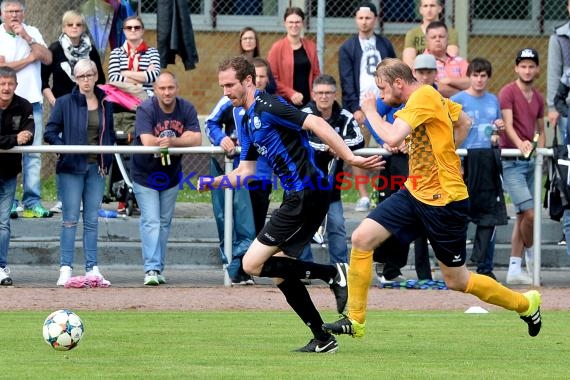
338, 1, 396, 212
0, 0, 53, 218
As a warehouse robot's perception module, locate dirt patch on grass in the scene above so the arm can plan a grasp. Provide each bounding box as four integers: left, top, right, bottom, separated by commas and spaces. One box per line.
1, 286, 567, 312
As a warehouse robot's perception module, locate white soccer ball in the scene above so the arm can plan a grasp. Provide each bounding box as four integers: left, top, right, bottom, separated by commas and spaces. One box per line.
42, 309, 84, 351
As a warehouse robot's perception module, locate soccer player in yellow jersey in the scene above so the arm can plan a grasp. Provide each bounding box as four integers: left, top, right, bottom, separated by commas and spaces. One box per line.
323, 58, 542, 340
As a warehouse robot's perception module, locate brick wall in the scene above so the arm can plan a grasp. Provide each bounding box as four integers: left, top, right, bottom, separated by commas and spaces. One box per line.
142, 31, 549, 115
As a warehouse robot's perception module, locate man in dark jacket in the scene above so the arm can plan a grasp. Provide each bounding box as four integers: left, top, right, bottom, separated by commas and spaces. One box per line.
299, 74, 364, 265
0, 67, 34, 285
338, 2, 396, 212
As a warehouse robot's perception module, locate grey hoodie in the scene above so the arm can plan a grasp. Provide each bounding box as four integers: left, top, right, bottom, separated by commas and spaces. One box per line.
547, 22, 570, 110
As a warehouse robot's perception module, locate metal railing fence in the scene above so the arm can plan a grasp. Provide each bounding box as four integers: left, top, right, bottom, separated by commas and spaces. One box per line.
2, 145, 551, 286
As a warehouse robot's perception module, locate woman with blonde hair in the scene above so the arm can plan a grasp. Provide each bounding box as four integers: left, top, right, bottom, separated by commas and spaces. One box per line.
41, 10, 105, 106
41, 9, 105, 214
44, 59, 115, 287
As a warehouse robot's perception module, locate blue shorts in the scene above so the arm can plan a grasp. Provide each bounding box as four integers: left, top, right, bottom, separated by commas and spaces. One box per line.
367, 188, 468, 267
501, 158, 534, 213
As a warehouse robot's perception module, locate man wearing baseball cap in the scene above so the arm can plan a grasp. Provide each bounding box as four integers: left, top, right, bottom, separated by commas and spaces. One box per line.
516, 48, 539, 65
413, 53, 438, 86
498, 48, 544, 285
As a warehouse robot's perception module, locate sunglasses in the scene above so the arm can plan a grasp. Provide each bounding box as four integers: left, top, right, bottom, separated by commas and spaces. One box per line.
66, 23, 83, 27
124, 25, 142, 31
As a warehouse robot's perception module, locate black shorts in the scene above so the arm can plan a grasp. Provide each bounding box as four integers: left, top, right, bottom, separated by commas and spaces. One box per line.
368, 188, 468, 267
258, 188, 331, 258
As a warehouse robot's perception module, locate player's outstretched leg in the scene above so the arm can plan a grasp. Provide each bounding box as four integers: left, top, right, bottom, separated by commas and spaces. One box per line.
519, 290, 542, 337
463, 272, 542, 337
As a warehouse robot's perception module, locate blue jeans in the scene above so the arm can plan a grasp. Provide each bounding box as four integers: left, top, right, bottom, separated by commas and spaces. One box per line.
21, 102, 43, 209
0, 177, 17, 267
299, 200, 348, 264
501, 159, 534, 213
133, 182, 178, 273
59, 163, 105, 270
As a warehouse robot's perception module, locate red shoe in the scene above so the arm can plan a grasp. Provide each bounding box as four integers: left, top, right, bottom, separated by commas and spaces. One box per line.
117, 202, 126, 213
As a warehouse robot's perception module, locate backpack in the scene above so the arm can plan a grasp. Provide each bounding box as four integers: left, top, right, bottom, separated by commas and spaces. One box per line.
544, 128, 570, 221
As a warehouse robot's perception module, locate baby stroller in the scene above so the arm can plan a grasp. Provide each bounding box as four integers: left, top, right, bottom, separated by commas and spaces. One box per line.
104, 112, 138, 216
99, 83, 148, 216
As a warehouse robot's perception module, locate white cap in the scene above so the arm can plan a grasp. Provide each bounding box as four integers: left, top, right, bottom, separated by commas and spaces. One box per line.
414, 54, 437, 70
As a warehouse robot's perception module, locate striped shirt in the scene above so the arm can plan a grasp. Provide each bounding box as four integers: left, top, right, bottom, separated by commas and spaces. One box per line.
108, 46, 161, 95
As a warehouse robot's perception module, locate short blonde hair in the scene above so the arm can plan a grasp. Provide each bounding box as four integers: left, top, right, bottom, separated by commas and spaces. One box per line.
61, 10, 85, 32
73, 58, 98, 78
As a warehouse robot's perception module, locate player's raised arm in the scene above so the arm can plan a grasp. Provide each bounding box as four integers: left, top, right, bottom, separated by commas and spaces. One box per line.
302, 114, 384, 171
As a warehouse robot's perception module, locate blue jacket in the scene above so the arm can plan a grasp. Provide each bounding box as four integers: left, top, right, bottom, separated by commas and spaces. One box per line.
338, 34, 396, 114
44, 86, 115, 174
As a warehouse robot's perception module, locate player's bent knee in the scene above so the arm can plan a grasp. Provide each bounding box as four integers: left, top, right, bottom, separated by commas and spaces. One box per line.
241, 259, 259, 276
351, 228, 376, 251
440, 270, 469, 292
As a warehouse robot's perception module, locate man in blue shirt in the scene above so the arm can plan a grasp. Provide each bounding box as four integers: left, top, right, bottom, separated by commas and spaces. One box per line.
451, 58, 508, 280
205, 57, 274, 285
202, 56, 382, 353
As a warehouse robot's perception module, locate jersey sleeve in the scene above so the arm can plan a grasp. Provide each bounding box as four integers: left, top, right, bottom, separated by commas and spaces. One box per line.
394, 86, 435, 130
446, 98, 463, 122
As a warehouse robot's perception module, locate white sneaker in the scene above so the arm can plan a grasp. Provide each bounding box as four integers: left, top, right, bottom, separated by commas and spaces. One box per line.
354, 197, 370, 212
380, 274, 406, 284
0, 266, 12, 286
373, 262, 384, 283
506, 271, 532, 285
144, 270, 159, 286
86, 266, 103, 279
524, 248, 534, 276
50, 201, 63, 213
57, 266, 72, 286
157, 273, 167, 284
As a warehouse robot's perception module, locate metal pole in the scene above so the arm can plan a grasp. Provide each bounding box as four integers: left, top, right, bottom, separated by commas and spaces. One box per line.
223, 156, 234, 287
315, 0, 325, 73
532, 151, 544, 286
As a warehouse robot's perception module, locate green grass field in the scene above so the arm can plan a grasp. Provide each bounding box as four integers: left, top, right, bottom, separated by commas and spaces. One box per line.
1, 310, 568, 379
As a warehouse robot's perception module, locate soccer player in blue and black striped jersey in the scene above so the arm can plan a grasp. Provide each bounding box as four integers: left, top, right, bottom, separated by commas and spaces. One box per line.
200, 56, 383, 353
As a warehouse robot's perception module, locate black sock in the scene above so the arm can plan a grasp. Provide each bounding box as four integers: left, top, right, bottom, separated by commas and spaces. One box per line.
277, 279, 330, 341
260, 257, 337, 282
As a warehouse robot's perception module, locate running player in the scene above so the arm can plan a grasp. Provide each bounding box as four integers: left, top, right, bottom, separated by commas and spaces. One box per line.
323, 58, 542, 341
201, 56, 383, 353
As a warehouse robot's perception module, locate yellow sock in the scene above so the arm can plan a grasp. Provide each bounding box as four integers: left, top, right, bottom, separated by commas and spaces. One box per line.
465, 272, 529, 313
347, 247, 373, 324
